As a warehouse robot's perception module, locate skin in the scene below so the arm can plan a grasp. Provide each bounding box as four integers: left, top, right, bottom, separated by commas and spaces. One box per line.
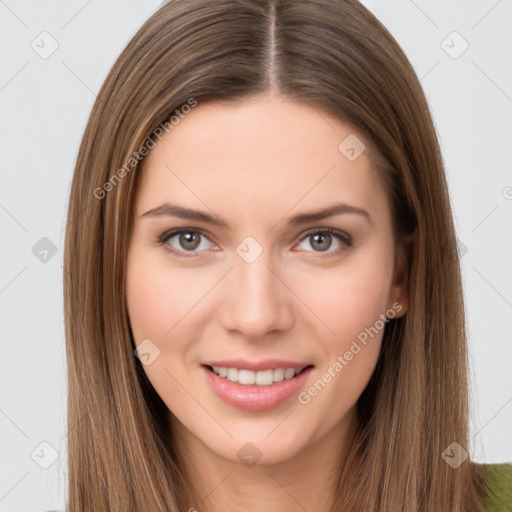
126, 94, 409, 512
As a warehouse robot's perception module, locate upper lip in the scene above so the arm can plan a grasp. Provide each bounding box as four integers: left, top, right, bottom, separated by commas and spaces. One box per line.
202, 359, 314, 372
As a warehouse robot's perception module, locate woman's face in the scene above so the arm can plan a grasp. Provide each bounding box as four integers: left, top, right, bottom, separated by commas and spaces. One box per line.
126, 94, 408, 466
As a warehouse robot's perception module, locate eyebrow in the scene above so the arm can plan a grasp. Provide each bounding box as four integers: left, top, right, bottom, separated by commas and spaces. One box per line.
140, 201, 372, 227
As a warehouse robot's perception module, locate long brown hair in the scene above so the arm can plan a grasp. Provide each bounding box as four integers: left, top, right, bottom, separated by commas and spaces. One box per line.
63, 0, 486, 509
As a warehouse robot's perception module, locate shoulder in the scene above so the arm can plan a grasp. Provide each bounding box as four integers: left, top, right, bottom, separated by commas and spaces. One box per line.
480, 462, 512, 511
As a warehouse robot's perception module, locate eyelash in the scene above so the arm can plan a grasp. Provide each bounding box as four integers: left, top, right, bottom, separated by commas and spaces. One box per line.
157, 227, 353, 260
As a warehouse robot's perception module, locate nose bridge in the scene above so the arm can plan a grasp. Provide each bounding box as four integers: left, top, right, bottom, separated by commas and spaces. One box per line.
220, 246, 292, 336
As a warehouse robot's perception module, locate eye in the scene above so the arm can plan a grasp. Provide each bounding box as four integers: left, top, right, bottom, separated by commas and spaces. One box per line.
158, 228, 215, 258
157, 227, 352, 259
295, 227, 352, 257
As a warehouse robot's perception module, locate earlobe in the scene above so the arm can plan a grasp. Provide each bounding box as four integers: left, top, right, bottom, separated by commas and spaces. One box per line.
387, 231, 415, 319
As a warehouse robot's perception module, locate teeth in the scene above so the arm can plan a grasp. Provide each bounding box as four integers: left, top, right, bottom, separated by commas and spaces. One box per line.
255, 369, 274, 385
239, 369, 256, 385
211, 366, 304, 386
284, 368, 296, 379
226, 368, 238, 382
272, 368, 284, 382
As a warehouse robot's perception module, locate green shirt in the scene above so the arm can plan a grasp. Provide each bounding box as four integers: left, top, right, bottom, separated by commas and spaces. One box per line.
482, 463, 512, 511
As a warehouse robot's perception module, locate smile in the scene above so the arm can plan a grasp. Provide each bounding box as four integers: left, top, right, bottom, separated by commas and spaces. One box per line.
207, 365, 310, 386
201, 363, 315, 411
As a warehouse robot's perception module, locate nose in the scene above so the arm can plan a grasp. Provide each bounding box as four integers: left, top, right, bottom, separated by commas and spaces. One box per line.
219, 251, 294, 339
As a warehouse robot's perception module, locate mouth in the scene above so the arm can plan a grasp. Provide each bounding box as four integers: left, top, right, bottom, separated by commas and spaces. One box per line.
201, 362, 315, 411
202, 364, 314, 387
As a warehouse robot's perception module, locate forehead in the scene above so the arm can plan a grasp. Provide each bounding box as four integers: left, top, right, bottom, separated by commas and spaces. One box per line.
135, 95, 389, 223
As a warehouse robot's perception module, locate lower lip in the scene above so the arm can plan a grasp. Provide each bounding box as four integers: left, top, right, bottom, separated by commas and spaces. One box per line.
201, 365, 313, 411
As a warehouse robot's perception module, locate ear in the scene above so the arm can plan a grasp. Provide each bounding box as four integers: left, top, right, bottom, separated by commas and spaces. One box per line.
387, 230, 415, 319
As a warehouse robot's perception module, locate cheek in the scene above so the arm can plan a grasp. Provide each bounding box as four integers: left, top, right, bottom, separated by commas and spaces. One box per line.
126, 248, 206, 342
294, 275, 388, 419
290, 249, 393, 404
125, 250, 207, 407
126, 261, 166, 342
292, 254, 393, 341
125, 247, 224, 402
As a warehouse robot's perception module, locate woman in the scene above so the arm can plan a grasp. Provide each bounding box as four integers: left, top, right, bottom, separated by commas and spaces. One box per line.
62, 0, 512, 510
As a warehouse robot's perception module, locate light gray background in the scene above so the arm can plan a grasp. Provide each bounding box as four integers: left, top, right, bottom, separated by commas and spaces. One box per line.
1, 1, 511, 510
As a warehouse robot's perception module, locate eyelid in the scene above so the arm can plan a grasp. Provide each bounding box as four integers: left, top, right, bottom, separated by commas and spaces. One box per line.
298, 226, 352, 245
158, 226, 352, 258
